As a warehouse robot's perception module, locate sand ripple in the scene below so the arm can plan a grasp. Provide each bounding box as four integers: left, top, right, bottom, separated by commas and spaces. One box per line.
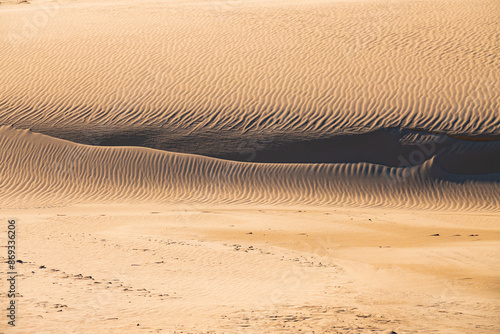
1, 126, 498, 210
0, 0, 498, 150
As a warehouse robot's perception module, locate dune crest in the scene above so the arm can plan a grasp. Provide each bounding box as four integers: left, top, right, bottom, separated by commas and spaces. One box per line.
0, 125, 498, 210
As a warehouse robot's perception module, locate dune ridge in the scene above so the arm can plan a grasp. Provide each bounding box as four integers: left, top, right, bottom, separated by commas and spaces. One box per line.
0, 0, 499, 153
0, 125, 498, 210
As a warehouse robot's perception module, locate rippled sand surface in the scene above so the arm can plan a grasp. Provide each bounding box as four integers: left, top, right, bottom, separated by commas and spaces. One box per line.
1, 0, 499, 144
0, 0, 499, 333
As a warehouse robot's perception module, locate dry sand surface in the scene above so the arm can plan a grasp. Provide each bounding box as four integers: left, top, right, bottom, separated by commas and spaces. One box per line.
0, 0, 499, 333
0, 205, 499, 333
0, 0, 499, 148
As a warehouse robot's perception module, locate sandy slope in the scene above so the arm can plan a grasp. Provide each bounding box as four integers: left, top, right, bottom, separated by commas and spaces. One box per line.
0, 126, 498, 210
0, 0, 499, 156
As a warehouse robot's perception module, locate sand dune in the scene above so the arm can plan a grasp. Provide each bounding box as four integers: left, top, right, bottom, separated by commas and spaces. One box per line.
1, 1, 499, 332
0, 0, 499, 157
1, 125, 498, 210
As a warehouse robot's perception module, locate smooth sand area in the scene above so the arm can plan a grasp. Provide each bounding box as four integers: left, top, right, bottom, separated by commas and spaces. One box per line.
1, 205, 499, 333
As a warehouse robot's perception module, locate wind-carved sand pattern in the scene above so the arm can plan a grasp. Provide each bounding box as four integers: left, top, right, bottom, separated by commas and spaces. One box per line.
0, 0, 499, 143
0, 126, 499, 210
0, 0, 499, 333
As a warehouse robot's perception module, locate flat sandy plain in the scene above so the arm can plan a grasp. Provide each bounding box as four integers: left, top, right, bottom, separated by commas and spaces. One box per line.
0, 0, 499, 333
